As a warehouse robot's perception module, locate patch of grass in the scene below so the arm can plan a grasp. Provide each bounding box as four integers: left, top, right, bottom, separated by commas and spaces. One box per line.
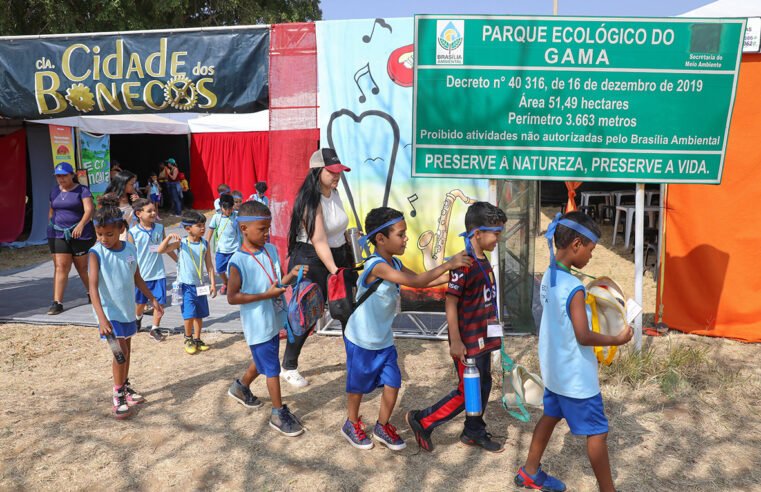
601, 342, 709, 398
0, 244, 49, 272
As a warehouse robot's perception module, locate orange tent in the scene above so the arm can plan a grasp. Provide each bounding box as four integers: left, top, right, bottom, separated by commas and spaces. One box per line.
657, 55, 761, 343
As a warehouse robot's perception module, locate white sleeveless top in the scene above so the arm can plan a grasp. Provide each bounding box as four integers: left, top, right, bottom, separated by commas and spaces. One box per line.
296, 190, 349, 248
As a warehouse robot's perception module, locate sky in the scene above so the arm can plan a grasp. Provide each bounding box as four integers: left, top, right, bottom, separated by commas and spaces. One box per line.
320, 0, 716, 20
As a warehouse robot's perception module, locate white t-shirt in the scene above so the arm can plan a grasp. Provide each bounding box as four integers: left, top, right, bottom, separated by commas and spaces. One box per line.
296, 190, 349, 248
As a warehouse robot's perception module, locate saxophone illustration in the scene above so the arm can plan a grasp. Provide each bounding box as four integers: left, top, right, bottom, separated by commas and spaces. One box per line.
417, 189, 477, 271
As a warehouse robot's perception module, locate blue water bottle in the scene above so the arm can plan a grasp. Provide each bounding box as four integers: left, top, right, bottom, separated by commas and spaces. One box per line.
463, 357, 482, 416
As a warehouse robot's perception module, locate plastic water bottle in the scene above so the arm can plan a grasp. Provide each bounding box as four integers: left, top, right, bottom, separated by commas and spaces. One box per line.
104, 332, 126, 364
171, 281, 182, 305
463, 358, 482, 416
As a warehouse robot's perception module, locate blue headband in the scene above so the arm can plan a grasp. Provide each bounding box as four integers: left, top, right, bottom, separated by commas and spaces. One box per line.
358, 216, 405, 259
459, 226, 504, 257
235, 215, 271, 223
93, 217, 124, 226
545, 213, 599, 287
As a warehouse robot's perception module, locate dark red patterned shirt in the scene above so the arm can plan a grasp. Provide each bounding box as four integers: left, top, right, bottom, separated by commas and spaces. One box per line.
446, 256, 501, 356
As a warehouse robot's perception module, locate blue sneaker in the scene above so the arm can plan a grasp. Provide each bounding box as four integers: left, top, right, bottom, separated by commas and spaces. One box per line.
341, 418, 373, 450
373, 421, 406, 451
514, 465, 566, 492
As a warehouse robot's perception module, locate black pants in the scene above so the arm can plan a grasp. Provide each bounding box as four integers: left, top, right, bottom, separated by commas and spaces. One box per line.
282, 242, 351, 370
416, 352, 493, 437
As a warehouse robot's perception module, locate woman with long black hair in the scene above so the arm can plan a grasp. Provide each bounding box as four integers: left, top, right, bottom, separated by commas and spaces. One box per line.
283, 148, 352, 388
105, 170, 139, 239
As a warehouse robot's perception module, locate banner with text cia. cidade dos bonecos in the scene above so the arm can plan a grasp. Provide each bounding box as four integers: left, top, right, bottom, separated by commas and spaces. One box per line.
413, 16, 746, 183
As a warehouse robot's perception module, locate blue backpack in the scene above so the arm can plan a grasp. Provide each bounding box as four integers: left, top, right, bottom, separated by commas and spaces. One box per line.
284, 267, 325, 343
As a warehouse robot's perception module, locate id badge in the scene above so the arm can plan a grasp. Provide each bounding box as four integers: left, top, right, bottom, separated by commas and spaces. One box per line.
149, 245, 160, 253
196, 284, 210, 296
478, 337, 485, 350
487, 317, 503, 338
395, 295, 402, 315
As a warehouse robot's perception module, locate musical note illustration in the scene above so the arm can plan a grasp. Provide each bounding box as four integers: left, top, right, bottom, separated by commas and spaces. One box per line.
363, 18, 392, 43
354, 63, 380, 103
407, 193, 419, 217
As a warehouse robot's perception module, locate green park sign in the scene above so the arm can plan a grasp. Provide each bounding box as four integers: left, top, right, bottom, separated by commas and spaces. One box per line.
412, 16, 746, 183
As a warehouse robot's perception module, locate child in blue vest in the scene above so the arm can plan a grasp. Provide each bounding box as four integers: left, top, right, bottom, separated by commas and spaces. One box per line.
214, 184, 231, 213
225, 200, 306, 436
159, 210, 217, 355
89, 195, 164, 419
514, 211, 633, 492
206, 193, 239, 295
341, 207, 472, 451
231, 190, 243, 211
128, 198, 178, 342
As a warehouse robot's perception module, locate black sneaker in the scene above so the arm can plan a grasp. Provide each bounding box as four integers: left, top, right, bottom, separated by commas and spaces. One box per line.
143, 306, 154, 316
269, 404, 304, 437
227, 379, 263, 409
459, 431, 504, 453
148, 327, 165, 342
136, 316, 143, 332
406, 410, 434, 452
47, 301, 63, 315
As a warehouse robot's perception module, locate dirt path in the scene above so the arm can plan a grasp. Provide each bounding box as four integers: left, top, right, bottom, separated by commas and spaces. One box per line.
2, 324, 759, 491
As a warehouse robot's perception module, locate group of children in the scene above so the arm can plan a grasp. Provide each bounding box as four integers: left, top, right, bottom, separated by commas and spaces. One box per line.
88, 178, 633, 491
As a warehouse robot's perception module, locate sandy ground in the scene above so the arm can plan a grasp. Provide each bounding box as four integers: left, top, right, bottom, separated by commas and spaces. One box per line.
2, 208, 760, 490
2, 323, 760, 491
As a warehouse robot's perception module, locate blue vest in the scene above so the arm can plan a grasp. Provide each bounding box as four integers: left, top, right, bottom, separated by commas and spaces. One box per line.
209, 211, 240, 254
129, 223, 165, 281
538, 268, 600, 399
228, 244, 286, 345
90, 241, 138, 323
177, 238, 209, 286
345, 255, 402, 350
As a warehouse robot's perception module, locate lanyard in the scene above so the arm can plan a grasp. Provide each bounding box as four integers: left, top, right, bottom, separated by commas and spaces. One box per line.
184, 239, 205, 281
242, 246, 278, 285
215, 213, 235, 241
460, 227, 503, 320
473, 255, 499, 319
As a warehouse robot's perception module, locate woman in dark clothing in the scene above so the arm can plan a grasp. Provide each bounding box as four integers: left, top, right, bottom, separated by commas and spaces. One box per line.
47, 162, 95, 315
282, 148, 352, 388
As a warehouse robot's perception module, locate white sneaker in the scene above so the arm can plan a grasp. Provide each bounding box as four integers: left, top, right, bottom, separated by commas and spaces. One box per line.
281, 368, 309, 388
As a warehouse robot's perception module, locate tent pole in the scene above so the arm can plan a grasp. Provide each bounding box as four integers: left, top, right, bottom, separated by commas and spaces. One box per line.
634, 183, 645, 350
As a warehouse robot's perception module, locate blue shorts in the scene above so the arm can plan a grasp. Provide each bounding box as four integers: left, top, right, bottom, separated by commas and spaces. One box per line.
344, 337, 402, 394
543, 388, 609, 436
215, 251, 234, 274
135, 278, 167, 305
249, 335, 281, 377
181, 283, 210, 320
99, 320, 137, 339
150, 193, 161, 203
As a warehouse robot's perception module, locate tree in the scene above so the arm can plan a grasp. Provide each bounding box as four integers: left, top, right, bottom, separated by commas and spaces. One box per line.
0, 0, 322, 36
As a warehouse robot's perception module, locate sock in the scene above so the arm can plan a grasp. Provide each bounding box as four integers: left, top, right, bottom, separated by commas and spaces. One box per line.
151, 325, 159, 330
137, 315, 143, 321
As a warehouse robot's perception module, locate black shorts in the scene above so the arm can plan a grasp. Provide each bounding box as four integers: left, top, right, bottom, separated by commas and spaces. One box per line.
48, 237, 96, 257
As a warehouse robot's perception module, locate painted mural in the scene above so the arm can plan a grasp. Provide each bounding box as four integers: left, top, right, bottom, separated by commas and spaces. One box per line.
316, 18, 490, 307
